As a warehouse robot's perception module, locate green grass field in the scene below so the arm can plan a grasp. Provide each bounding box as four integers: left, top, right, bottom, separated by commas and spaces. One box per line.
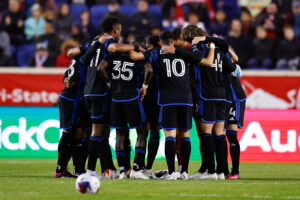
0, 159, 299, 200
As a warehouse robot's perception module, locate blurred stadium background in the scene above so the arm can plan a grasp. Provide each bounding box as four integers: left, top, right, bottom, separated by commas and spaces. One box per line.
0, 0, 300, 163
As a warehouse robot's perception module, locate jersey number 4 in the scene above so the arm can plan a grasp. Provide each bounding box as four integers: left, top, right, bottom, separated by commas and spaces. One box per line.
163, 59, 186, 77
112, 61, 134, 81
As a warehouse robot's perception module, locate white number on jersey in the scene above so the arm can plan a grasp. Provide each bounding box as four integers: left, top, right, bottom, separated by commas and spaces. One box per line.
111, 61, 134, 81
90, 48, 101, 67
229, 107, 236, 120
67, 60, 76, 77
212, 53, 223, 72
163, 58, 186, 77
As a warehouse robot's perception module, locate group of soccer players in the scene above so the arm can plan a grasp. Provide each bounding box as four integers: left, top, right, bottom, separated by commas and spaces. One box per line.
54, 16, 246, 180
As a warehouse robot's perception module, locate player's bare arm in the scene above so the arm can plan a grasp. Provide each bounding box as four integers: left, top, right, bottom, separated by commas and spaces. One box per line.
140, 62, 153, 101
199, 43, 215, 67
67, 47, 81, 58
161, 45, 215, 67
229, 47, 239, 63
129, 50, 145, 61
97, 60, 110, 89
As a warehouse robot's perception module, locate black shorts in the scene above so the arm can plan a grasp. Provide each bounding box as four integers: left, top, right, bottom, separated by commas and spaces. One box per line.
197, 99, 227, 123
143, 98, 160, 124
227, 100, 246, 128
85, 95, 110, 124
110, 99, 146, 129
77, 100, 92, 129
59, 96, 77, 131
159, 105, 192, 130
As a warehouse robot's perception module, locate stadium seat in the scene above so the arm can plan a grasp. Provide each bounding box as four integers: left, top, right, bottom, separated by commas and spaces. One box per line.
119, 5, 138, 19
55, 0, 68, 6
16, 43, 35, 67
148, 5, 161, 25
70, 4, 88, 22
90, 5, 109, 29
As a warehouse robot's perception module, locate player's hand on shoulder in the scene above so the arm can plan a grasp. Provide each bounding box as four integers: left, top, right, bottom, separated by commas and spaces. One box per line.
64, 77, 75, 88
161, 46, 175, 54
98, 35, 111, 43
192, 36, 206, 45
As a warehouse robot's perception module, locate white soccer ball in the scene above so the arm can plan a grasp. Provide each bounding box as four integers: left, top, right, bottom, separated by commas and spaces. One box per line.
75, 173, 101, 194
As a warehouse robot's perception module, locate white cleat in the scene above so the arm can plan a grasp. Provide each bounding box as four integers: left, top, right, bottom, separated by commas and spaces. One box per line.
180, 172, 189, 180
189, 171, 206, 180
217, 173, 225, 180
130, 170, 149, 179
86, 169, 105, 179
166, 172, 178, 180
119, 172, 128, 179
199, 173, 218, 180
104, 169, 119, 179
143, 169, 153, 178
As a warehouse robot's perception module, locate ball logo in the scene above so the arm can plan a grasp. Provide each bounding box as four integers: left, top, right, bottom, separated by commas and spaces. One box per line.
0, 118, 60, 151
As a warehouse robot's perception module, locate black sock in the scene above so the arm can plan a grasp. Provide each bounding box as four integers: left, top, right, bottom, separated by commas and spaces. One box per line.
180, 137, 191, 173
224, 137, 230, 175
56, 133, 74, 173
214, 134, 227, 174
200, 134, 215, 174
72, 138, 85, 174
199, 136, 207, 173
81, 138, 89, 170
116, 151, 127, 173
165, 137, 176, 174
146, 132, 160, 169
226, 130, 240, 174
102, 137, 116, 170
87, 136, 102, 171
124, 132, 131, 171
133, 147, 146, 171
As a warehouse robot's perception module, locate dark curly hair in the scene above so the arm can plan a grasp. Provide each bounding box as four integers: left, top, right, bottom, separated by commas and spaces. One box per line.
180, 25, 207, 43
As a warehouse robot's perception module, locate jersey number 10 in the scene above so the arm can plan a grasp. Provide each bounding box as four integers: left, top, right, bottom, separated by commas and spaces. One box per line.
163, 59, 186, 77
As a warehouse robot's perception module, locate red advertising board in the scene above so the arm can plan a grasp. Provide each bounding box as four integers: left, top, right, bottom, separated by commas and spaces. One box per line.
0, 73, 64, 106
239, 109, 300, 162
241, 76, 300, 109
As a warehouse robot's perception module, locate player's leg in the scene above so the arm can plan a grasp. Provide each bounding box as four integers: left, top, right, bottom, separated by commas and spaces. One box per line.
213, 122, 226, 180
124, 126, 131, 172
177, 105, 193, 179
72, 100, 91, 175
115, 128, 127, 179
192, 100, 216, 179
85, 96, 108, 174
227, 100, 245, 179
145, 100, 160, 171
213, 101, 228, 180
72, 127, 85, 175
124, 99, 148, 179
159, 105, 178, 179
176, 131, 182, 173
55, 96, 77, 178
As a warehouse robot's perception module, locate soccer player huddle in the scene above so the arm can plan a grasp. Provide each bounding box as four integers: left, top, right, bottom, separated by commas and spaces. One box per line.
54, 16, 246, 180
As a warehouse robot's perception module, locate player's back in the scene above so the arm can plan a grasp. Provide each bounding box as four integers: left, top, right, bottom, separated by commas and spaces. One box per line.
61, 43, 89, 99
84, 38, 117, 96
107, 52, 142, 101
147, 49, 192, 106
193, 43, 230, 101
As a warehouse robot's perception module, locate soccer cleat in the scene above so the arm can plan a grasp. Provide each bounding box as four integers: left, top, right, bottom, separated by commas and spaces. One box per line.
152, 170, 169, 179
189, 171, 207, 180
228, 174, 240, 179
165, 172, 178, 180
143, 169, 153, 178
130, 170, 149, 179
104, 169, 119, 179
217, 173, 225, 180
180, 172, 189, 180
54, 170, 77, 178
119, 172, 128, 179
199, 173, 218, 180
